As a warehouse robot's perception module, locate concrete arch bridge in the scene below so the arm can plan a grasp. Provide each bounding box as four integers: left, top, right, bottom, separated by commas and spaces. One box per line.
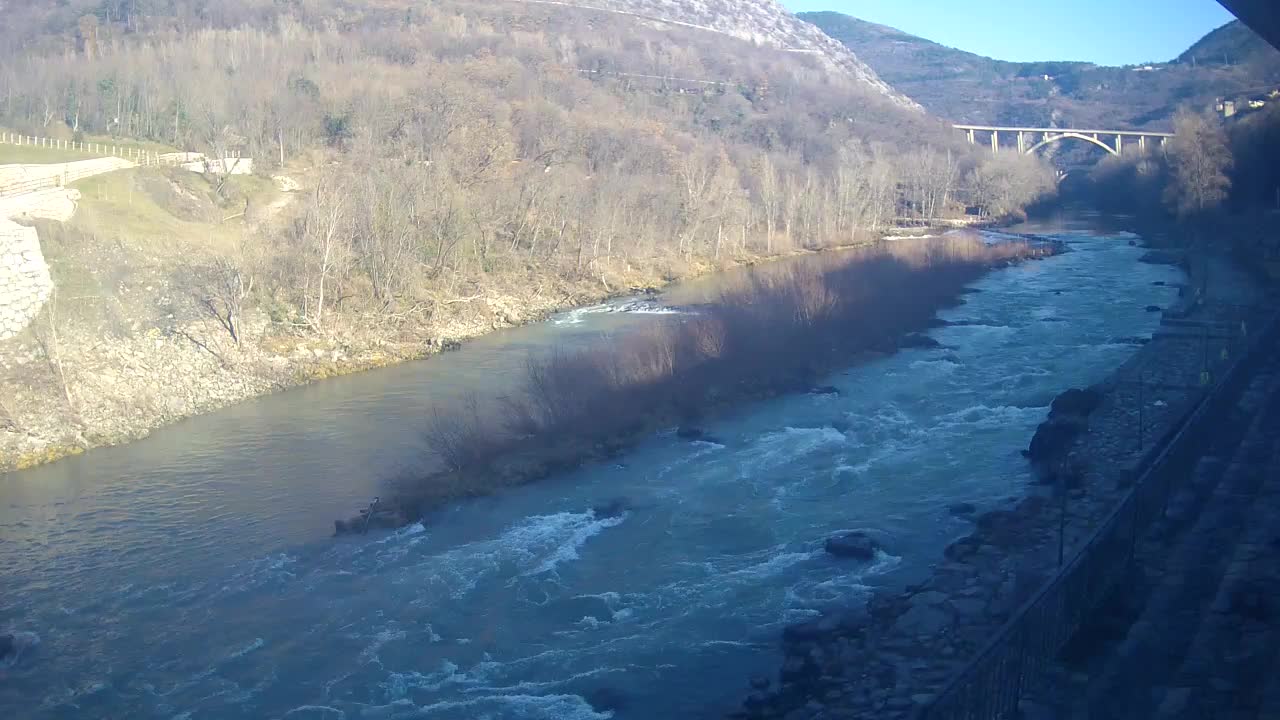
954, 125, 1175, 157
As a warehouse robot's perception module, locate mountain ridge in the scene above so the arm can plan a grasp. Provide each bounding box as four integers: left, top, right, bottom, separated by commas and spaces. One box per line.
507, 0, 922, 109
801, 12, 1280, 128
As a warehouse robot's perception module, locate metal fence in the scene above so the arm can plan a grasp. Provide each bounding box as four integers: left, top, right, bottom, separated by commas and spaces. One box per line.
917, 306, 1280, 720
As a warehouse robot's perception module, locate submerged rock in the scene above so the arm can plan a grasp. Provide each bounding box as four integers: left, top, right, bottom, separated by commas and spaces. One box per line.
810, 386, 841, 396
948, 502, 977, 517
334, 506, 409, 536
825, 532, 881, 560
591, 497, 631, 518
676, 426, 725, 445
1146, 305, 1162, 313
0, 634, 13, 660
676, 426, 706, 441
585, 687, 628, 713
899, 333, 942, 350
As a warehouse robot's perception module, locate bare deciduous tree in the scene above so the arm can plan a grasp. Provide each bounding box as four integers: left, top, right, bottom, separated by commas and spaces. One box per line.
1163, 109, 1233, 218
185, 257, 252, 344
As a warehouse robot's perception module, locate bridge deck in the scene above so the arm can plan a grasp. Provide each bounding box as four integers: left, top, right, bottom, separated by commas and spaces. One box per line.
953, 124, 1174, 137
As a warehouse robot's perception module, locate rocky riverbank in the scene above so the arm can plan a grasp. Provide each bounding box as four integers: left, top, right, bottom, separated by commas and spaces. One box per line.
0, 255, 699, 472
731, 241, 1275, 720
1, 221, 1000, 474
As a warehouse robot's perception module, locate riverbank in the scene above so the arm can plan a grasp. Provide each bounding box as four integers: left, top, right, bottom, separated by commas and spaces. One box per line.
733, 231, 1276, 719
0, 221, 990, 474
350, 234, 1062, 531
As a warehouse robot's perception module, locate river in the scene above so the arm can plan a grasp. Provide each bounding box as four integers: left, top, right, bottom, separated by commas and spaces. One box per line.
0, 213, 1183, 719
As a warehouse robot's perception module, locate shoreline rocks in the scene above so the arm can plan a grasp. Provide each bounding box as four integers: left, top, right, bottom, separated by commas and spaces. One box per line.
899, 333, 943, 350
1025, 387, 1104, 470
825, 532, 881, 561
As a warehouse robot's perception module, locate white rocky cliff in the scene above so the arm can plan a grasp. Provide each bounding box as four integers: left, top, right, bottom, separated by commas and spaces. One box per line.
514, 0, 922, 109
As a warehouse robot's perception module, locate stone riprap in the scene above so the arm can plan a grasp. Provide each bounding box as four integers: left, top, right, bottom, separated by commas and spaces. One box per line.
0, 157, 136, 342
0, 218, 52, 340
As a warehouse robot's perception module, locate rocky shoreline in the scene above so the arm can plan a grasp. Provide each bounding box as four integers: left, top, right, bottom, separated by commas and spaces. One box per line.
730, 243, 1274, 720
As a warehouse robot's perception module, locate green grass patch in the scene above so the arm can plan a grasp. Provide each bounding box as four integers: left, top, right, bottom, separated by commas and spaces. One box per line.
70, 169, 214, 247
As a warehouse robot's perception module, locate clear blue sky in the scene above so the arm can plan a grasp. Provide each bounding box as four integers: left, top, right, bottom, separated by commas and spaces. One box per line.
782, 0, 1238, 65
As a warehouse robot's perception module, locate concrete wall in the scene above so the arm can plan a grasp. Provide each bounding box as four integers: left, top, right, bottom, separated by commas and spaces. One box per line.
0, 218, 52, 340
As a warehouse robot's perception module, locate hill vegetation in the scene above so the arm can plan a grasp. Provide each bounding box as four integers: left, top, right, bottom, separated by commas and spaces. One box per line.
0, 0, 1057, 469
802, 12, 1280, 130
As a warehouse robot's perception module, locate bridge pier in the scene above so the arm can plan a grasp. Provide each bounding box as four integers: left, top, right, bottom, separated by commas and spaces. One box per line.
1116, 134, 1123, 156
967, 129, 975, 145
991, 130, 999, 153
1017, 131, 1026, 154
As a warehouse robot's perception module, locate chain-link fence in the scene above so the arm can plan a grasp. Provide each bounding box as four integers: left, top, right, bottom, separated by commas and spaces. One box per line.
917, 303, 1279, 720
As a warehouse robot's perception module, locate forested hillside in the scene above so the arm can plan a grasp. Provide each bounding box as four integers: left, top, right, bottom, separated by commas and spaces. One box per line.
0, 0, 1057, 469
803, 12, 1280, 129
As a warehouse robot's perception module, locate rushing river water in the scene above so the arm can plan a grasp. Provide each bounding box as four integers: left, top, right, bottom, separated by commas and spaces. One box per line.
1, 214, 1184, 719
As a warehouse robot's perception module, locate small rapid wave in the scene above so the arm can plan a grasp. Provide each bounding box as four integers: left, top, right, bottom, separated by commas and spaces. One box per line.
410, 692, 612, 720
551, 299, 685, 326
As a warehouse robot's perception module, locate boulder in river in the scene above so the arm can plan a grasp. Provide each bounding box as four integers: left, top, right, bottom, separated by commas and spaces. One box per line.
824, 531, 881, 561
1025, 416, 1086, 465
899, 333, 942, 350
585, 687, 628, 713
676, 426, 725, 445
1139, 249, 1183, 265
1146, 305, 1162, 313
1025, 387, 1104, 466
676, 426, 705, 441
1049, 387, 1103, 419
591, 497, 631, 518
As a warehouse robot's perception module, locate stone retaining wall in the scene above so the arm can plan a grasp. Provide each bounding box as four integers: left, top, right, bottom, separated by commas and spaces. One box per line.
0, 218, 52, 340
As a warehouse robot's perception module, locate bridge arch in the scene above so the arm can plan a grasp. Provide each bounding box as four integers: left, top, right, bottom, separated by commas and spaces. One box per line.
1025, 132, 1119, 157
